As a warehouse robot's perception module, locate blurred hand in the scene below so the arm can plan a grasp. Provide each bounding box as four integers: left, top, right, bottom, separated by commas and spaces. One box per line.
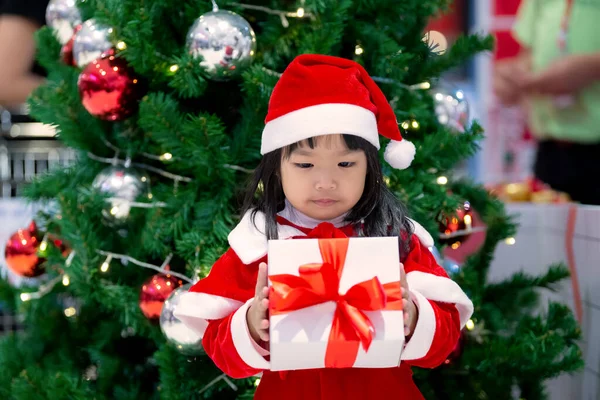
493, 57, 530, 105
400, 263, 418, 338
247, 262, 270, 349
521, 54, 600, 96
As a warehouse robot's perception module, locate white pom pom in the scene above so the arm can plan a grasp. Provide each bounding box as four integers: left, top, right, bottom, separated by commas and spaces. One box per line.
384, 139, 416, 169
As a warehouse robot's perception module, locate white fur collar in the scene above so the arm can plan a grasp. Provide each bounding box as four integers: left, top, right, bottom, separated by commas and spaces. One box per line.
227, 209, 434, 265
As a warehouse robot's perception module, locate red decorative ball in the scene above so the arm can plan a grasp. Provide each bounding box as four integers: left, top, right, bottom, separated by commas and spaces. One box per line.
77, 54, 144, 121
4, 222, 45, 277
437, 201, 474, 248
60, 24, 82, 65
139, 273, 183, 320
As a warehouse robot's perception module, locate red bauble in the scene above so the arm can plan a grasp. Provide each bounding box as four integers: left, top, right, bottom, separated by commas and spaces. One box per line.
60, 24, 82, 66
4, 222, 45, 277
77, 54, 144, 121
437, 201, 474, 248
139, 273, 183, 320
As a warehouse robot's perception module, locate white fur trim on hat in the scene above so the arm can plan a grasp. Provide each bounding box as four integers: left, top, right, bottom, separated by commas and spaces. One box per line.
384, 139, 416, 170
261, 103, 380, 154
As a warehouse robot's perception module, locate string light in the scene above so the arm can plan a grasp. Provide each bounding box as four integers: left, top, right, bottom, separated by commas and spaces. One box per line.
64, 307, 77, 317
65, 251, 76, 267
160, 153, 173, 161
505, 237, 516, 245
296, 7, 305, 17
116, 41, 127, 50
229, 2, 314, 28
19, 275, 63, 302
254, 378, 261, 387
62, 274, 70, 286
354, 45, 364, 55
401, 121, 410, 130
437, 176, 448, 185
169, 65, 179, 73
100, 255, 113, 273
96, 250, 192, 283
465, 319, 475, 330
20, 293, 32, 302
383, 176, 391, 186
411, 120, 420, 129
39, 234, 48, 252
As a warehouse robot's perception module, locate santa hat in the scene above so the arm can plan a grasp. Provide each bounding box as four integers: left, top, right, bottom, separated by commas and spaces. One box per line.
261, 54, 415, 170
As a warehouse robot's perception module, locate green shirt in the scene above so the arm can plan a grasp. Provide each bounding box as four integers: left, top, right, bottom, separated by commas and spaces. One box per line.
513, 0, 600, 143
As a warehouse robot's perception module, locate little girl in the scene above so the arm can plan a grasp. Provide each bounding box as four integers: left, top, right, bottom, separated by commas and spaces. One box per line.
175, 54, 473, 400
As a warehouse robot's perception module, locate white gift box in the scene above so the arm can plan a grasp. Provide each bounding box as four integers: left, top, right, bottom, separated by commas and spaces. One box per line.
267, 236, 404, 371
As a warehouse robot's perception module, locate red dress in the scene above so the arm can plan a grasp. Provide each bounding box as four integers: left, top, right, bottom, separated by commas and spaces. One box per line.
175, 210, 473, 400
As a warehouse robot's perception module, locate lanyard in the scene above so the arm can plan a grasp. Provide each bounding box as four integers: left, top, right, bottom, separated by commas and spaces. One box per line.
557, 0, 574, 54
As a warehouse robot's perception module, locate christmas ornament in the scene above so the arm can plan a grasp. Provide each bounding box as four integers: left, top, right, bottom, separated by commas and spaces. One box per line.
61, 24, 82, 65
92, 165, 150, 225
72, 19, 114, 68
438, 201, 474, 248
45, 0, 82, 45
78, 54, 144, 121
4, 222, 45, 277
186, 9, 257, 80
160, 283, 203, 355
139, 273, 183, 320
432, 83, 470, 133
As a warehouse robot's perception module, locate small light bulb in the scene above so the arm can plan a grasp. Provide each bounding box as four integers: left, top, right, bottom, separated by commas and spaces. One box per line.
110, 206, 119, 215
20, 293, 31, 302
464, 214, 472, 227
505, 237, 516, 245
401, 121, 410, 130
411, 120, 419, 129
169, 64, 179, 73
141, 176, 147, 182
21, 239, 27, 245
436, 176, 448, 185
383, 176, 391, 186
451, 242, 461, 250
296, 7, 305, 17
435, 93, 444, 101
101, 262, 110, 273
148, 193, 153, 200
420, 82, 431, 89
39, 240, 48, 252
64, 307, 77, 317
62, 275, 70, 286
354, 45, 364, 55
456, 90, 464, 100
161, 152, 173, 161
465, 319, 475, 330
133, 79, 138, 84
116, 41, 127, 50
254, 378, 261, 387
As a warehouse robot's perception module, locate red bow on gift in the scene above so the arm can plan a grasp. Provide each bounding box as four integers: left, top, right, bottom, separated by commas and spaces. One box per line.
269, 223, 402, 368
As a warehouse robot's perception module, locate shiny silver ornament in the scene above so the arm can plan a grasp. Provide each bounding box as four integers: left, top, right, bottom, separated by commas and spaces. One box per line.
432, 84, 470, 133
160, 284, 204, 356
186, 10, 257, 80
73, 19, 114, 68
92, 165, 150, 225
45, 0, 82, 45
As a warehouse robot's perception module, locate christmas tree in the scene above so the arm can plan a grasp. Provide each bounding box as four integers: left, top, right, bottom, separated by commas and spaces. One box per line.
0, 0, 583, 399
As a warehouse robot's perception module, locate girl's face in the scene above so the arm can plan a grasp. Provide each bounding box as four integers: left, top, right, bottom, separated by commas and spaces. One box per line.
280, 134, 367, 221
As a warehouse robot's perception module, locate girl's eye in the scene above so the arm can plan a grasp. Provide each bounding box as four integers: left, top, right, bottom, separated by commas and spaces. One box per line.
294, 163, 313, 169
338, 162, 355, 168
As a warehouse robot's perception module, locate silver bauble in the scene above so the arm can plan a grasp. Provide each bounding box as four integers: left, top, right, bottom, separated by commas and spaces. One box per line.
92, 165, 150, 225
45, 0, 82, 45
73, 19, 114, 68
186, 10, 257, 80
432, 84, 470, 133
160, 284, 204, 356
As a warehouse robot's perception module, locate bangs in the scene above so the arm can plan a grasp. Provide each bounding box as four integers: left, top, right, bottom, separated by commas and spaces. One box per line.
281, 134, 367, 159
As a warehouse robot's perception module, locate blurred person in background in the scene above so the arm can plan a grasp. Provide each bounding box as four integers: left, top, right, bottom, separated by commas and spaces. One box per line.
0, 0, 48, 108
494, 0, 600, 205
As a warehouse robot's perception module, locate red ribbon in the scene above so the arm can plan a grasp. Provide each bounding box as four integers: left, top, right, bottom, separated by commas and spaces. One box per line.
269, 224, 402, 368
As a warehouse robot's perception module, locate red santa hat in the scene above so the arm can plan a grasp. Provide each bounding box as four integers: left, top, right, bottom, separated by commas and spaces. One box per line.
261, 54, 416, 170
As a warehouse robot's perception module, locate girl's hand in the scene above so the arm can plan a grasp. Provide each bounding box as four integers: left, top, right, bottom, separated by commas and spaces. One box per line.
247, 262, 270, 347
400, 263, 418, 339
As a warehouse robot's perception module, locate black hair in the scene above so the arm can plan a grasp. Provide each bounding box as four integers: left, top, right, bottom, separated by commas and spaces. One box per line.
242, 134, 413, 255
